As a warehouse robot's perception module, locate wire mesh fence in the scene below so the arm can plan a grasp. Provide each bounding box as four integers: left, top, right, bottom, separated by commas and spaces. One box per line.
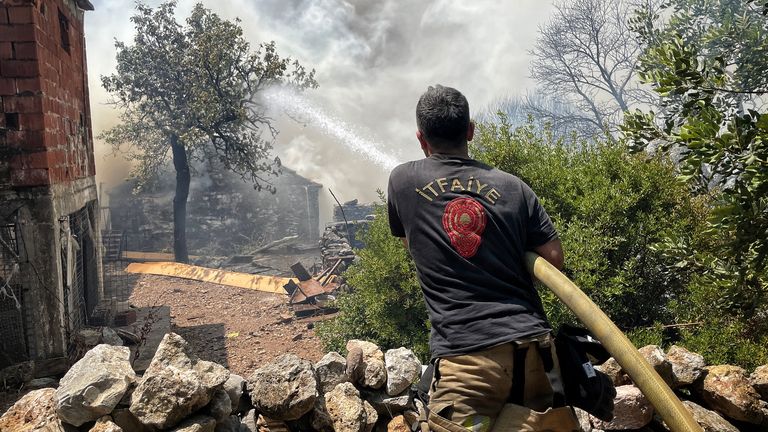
100, 206, 133, 317
0, 223, 28, 369
0, 200, 140, 370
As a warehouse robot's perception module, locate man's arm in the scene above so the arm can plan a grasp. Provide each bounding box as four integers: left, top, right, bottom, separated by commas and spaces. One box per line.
534, 237, 564, 270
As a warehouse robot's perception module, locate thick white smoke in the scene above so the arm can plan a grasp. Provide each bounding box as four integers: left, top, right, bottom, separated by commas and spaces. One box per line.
86, 0, 555, 205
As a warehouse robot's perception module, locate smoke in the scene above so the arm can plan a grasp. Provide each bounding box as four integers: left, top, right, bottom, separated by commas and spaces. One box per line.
86, 0, 555, 205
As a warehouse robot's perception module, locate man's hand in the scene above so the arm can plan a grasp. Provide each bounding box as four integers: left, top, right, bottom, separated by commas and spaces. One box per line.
534, 238, 564, 270
400, 237, 408, 249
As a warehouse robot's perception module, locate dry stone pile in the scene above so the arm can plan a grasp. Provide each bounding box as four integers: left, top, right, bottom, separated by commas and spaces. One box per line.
3, 335, 768, 432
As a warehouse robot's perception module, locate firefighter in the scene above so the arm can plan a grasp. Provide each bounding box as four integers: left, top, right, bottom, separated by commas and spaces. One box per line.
387, 85, 579, 431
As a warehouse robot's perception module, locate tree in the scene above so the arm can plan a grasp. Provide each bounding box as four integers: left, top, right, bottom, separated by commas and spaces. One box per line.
475, 92, 585, 139
622, 0, 768, 365
101, 1, 317, 262
530, 0, 660, 137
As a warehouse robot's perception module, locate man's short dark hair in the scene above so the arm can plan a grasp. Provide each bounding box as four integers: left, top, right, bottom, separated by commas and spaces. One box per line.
416, 85, 470, 150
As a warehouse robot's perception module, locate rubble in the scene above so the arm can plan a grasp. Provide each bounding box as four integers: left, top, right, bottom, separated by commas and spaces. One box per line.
5, 333, 768, 432
285, 261, 340, 318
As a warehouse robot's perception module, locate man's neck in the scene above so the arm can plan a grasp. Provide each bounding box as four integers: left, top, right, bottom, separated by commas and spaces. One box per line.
429, 145, 469, 158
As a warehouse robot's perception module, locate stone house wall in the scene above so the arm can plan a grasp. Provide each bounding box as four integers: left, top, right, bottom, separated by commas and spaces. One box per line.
108, 167, 322, 255
0, 0, 101, 369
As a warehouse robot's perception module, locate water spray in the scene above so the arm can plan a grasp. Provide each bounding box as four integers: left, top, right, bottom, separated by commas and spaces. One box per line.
263, 86, 402, 171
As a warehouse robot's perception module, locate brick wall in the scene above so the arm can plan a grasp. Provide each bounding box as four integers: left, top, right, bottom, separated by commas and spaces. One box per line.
0, 0, 95, 188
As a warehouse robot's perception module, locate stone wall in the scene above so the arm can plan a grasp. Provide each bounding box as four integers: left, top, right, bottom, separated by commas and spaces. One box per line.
333, 200, 375, 224
108, 167, 322, 255
4, 333, 768, 432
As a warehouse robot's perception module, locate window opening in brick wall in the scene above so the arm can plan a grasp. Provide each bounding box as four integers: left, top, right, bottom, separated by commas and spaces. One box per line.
5, 113, 20, 131
58, 9, 70, 53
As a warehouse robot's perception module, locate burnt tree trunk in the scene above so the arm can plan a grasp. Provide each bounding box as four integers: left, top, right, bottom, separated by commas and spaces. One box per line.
171, 134, 190, 263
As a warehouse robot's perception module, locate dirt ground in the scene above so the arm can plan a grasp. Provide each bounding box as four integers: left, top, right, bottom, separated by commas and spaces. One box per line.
1, 270, 329, 414
129, 273, 327, 376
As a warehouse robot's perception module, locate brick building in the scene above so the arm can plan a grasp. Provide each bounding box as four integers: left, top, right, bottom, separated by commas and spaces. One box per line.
0, 0, 99, 369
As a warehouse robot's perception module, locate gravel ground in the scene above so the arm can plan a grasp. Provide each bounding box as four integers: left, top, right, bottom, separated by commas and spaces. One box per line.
129, 274, 327, 376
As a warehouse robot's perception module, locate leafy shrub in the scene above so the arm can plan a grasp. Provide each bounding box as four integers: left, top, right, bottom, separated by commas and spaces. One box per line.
315, 196, 430, 361
319, 117, 768, 368
471, 116, 704, 331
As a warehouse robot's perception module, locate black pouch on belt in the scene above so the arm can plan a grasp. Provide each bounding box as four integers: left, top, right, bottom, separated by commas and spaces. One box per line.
554, 324, 616, 421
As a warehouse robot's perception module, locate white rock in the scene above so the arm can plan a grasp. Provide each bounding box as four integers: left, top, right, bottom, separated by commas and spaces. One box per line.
667, 345, 706, 388
0, 388, 69, 432
696, 365, 763, 424
55, 344, 136, 426
637, 345, 674, 387
384, 348, 421, 396
326, 382, 367, 432
315, 352, 349, 394
246, 354, 318, 421
89, 416, 123, 432
129, 333, 229, 429
363, 400, 378, 432
222, 374, 245, 413
682, 400, 739, 432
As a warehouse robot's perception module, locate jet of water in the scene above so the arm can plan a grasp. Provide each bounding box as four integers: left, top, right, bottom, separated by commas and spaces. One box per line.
263, 86, 402, 171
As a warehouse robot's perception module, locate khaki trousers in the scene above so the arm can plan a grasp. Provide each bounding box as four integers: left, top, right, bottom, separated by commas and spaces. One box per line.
427, 336, 580, 432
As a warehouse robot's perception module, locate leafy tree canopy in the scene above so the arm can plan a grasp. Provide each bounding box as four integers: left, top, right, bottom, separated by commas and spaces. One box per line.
623, 0, 768, 317
101, 1, 316, 261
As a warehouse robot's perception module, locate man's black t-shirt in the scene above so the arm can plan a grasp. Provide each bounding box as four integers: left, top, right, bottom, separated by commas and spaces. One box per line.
387, 154, 558, 359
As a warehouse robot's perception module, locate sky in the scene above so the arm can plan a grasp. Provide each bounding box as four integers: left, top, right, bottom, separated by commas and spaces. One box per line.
85, 0, 555, 212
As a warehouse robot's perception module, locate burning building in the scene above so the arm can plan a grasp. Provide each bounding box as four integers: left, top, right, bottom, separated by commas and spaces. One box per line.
107, 165, 323, 256
0, 0, 100, 369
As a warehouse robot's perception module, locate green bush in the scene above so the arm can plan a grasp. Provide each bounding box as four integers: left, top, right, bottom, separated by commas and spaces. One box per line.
471, 116, 704, 331
318, 117, 767, 369
315, 196, 430, 361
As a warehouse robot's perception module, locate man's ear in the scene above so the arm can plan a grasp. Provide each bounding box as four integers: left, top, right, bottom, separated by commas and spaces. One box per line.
467, 121, 475, 142
417, 130, 431, 156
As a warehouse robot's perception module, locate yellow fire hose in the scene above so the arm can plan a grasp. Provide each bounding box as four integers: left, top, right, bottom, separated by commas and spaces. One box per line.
525, 252, 703, 432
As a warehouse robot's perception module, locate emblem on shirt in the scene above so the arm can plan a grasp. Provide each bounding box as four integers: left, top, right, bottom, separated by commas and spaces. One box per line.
442, 197, 487, 258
